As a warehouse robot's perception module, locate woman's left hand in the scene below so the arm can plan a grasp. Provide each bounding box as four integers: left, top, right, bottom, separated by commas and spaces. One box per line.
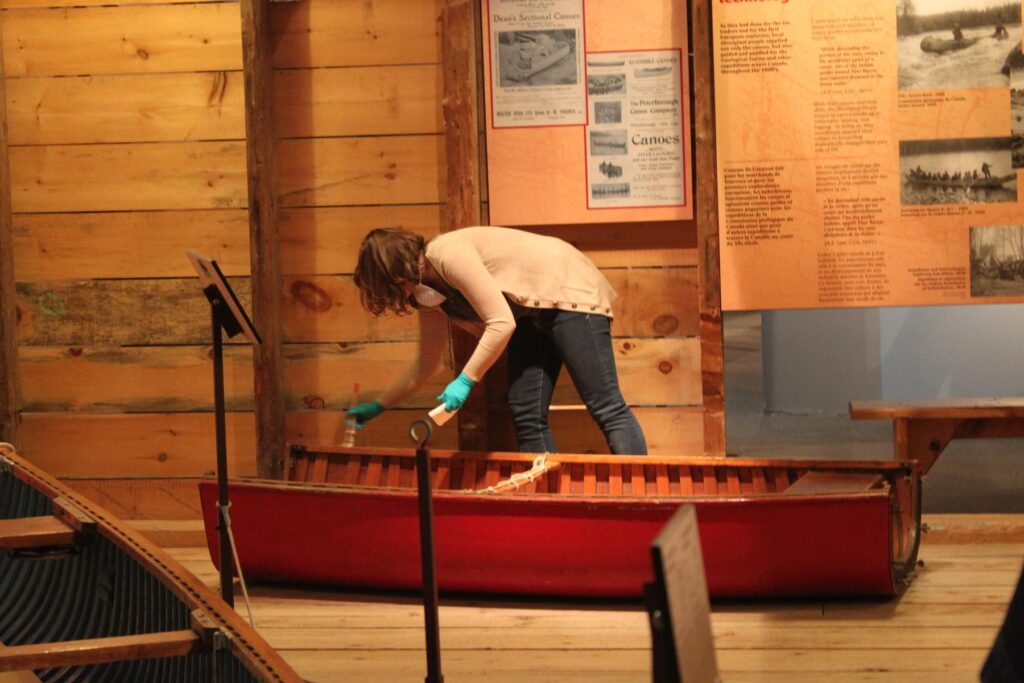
437, 373, 476, 411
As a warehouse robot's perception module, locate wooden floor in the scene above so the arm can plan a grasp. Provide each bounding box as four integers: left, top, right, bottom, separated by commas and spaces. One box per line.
166, 514, 1024, 683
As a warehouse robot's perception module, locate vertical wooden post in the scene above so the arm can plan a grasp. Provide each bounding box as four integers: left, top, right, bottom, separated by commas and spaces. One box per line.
441, 0, 489, 451
0, 26, 21, 447
690, 0, 726, 456
240, 0, 285, 477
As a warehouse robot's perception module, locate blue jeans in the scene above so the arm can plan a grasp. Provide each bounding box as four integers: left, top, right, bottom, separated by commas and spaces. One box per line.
506, 310, 648, 455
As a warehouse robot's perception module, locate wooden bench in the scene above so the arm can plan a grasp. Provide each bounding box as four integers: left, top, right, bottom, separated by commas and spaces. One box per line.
849, 398, 1024, 475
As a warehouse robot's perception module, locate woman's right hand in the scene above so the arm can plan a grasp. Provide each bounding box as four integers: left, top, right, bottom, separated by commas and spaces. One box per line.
347, 400, 386, 427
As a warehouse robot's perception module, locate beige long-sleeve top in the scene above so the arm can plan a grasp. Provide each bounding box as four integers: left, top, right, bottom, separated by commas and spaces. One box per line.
378, 227, 616, 408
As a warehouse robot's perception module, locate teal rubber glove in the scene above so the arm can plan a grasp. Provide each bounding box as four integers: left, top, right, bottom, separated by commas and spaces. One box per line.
437, 373, 475, 411
347, 400, 385, 428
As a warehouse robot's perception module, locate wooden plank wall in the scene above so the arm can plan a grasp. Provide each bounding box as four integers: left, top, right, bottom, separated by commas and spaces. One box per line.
4, 0, 254, 477
0, 18, 18, 446
4, 0, 718, 478
4, 0, 456, 478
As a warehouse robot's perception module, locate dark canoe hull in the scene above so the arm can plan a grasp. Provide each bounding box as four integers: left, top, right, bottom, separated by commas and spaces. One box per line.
0, 446, 302, 683
920, 35, 980, 53
200, 447, 922, 599
906, 173, 1014, 190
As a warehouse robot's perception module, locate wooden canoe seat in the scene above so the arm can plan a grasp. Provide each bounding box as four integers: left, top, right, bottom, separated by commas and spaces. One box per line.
849, 398, 1024, 475
0, 516, 75, 551
784, 471, 882, 496
0, 631, 200, 673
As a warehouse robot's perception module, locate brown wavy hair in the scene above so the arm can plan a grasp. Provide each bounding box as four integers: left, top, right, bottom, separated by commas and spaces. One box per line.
353, 228, 425, 316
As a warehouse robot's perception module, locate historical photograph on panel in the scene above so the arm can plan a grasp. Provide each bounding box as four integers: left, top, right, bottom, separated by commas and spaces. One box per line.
897, 0, 1020, 90
590, 129, 628, 156
587, 73, 627, 96
593, 100, 623, 124
591, 183, 630, 200
1011, 61, 1024, 168
497, 30, 579, 87
970, 224, 1024, 296
900, 137, 1017, 205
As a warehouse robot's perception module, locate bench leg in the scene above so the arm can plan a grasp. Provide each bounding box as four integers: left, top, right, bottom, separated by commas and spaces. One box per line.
894, 418, 957, 476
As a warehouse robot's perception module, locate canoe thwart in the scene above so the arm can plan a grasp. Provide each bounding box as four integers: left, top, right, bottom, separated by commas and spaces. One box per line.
784, 471, 884, 496
0, 631, 201, 673
0, 516, 75, 552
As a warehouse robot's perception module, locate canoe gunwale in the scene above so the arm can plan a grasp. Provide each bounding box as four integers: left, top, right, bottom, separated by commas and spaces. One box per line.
229, 474, 894, 505
287, 442, 919, 473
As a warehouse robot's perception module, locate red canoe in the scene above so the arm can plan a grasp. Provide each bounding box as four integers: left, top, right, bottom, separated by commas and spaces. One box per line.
200, 446, 921, 599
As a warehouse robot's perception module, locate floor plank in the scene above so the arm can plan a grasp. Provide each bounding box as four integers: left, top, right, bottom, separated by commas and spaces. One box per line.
165, 521, 1023, 683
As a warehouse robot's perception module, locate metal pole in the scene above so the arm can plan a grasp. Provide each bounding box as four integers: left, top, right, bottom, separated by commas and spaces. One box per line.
212, 301, 234, 607
413, 424, 443, 683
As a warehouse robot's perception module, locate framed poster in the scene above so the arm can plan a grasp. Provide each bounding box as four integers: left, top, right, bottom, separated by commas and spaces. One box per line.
483, 0, 694, 225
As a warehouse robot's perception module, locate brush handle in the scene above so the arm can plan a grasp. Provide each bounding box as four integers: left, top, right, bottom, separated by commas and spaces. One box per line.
428, 403, 458, 426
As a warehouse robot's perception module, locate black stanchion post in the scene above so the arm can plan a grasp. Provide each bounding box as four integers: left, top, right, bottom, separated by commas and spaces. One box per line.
412, 420, 443, 683
210, 293, 234, 607
188, 253, 260, 608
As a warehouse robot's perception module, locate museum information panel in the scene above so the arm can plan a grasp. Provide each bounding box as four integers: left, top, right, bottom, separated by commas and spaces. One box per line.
484, 0, 693, 225
715, 0, 1024, 310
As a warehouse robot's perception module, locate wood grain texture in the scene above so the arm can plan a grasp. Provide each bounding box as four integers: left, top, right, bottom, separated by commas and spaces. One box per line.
282, 269, 696, 343
9, 141, 247, 213
603, 268, 700, 337
274, 65, 443, 138
520, 221, 699, 268
0, 631, 199, 671
1, 4, 242, 78
1, 0, 222, 8
0, 25, 19, 446
16, 278, 238, 346
15, 270, 694, 346
270, 0, 440, 69
5, 71, 243, 146
241, 0, 285, 478
486, 406, 703, 456
19, 345, 258, 413
19, 410, 459, 477
9, 136, 442, 213
850, 398, 1024, 419
57, 477, 203, 520
7, 64, 435, 143
441, 0, 481, 232
485, 337, 702, 409
276, 135, 445, 207
19, 337, 696, 413
0, 516, 74, 550
20, 412, 259, 477
278, 205, 444, 275
11, 205, 444, 281
441, 0, 486, 451
691, 0, 725, 456
12, 210, 251, 281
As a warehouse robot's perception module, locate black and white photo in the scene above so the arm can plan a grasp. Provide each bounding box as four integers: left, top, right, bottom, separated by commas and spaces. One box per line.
900, 137, 1017, 205
970, 224, 1024, 296
897, 0, 1020, 90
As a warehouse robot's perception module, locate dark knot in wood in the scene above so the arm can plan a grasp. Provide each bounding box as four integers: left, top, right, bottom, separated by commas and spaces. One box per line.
652, 314, 679, 335
290, 280, 333, 312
